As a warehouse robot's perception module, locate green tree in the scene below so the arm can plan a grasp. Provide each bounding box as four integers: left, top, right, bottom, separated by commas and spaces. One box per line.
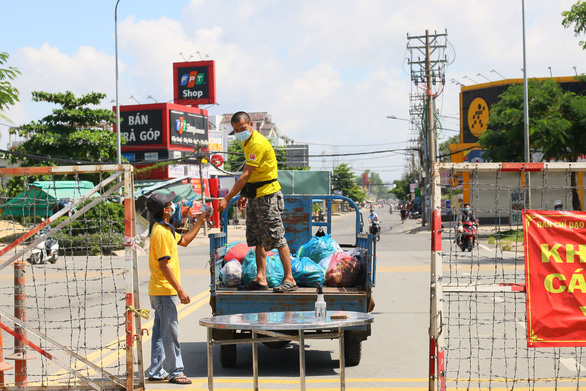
8, 91, 119, 195
225, 139, 310, 172
332, 163, 365, 203
390, 171, 416, 201
357, 170, 387, 199
478, 78, 586, 209
562, 1, 586, 49
478, 79, 586, 162
0, 52, 21, 123
438, 135, 460, 162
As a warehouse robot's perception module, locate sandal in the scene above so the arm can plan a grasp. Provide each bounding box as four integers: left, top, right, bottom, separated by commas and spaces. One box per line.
147, 375, 168, 381
273, 281, 298, 293
237, 280, 269, 291
169, 375, 192, 385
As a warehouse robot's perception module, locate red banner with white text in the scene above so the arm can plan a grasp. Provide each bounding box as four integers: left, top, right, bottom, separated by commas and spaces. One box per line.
524, 210, 586, 347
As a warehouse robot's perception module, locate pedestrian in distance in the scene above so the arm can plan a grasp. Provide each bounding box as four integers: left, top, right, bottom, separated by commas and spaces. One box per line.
218, 111, 298, 293
400, 204, 407, 223
146, 191, 209, 385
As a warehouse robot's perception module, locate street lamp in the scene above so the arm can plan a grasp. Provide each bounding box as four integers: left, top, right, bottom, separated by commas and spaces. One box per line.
476, 73, 492, 82
490, 69, 506, 79
147, 95, 158, 103
574, 66, 578, 76
463, 75, 478, 84
548, 66, 553, 78
129, 95, 140, 105
386, 115, 411, 122
115, 0, 122, 164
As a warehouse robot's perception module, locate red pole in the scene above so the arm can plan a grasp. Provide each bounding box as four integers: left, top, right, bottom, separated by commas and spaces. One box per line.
209, 178, 220, 228
7, 261, 30, 386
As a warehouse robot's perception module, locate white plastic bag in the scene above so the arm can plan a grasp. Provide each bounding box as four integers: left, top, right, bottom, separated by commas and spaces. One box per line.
220, 259, 243, 287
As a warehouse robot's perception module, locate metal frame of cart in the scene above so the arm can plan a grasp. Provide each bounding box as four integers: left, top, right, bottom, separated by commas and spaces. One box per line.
200, 310, 373, 391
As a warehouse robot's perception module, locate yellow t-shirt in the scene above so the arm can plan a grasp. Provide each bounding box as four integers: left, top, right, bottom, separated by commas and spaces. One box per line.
148, 222, 182, 295
242, 130, 281, 197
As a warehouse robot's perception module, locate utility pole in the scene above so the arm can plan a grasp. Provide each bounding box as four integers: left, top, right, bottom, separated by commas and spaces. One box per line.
407, 29, 447, 226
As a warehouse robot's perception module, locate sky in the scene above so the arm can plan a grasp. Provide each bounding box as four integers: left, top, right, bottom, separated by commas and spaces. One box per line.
1, 0, 585, 185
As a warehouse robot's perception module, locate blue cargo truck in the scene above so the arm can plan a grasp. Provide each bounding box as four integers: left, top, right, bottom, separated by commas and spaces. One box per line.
208, 195, 376, 367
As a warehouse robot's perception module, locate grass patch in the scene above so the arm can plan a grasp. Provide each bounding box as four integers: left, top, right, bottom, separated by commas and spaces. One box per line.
488, 229, 523, 246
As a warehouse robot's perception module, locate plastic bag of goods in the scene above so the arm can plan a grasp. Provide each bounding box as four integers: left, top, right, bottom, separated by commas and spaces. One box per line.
324, 251, 365, 287
291, 256, 325, 287
220, 259, 242, 287
345, 247, 367, 265
296, 234, 341, 263
241, 251, 284, 288
225, 241, 253, 263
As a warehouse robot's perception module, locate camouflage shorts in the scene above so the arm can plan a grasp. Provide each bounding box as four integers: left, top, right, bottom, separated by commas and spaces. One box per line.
246, 191, 287, 251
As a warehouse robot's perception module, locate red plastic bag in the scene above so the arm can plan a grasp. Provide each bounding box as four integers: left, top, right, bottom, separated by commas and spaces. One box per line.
325, 251, 364, 287
225, 241, 253, 263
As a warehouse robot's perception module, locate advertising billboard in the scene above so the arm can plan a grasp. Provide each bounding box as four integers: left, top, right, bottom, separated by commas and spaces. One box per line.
460, 76, 585, 144
119, 109, 163, 146
173, 60, 216, 106
168, 109, 208, 146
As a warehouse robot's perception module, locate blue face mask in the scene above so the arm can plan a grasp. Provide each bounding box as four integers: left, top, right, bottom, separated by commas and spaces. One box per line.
465, 207, 470, 212
235, 129, 251, 142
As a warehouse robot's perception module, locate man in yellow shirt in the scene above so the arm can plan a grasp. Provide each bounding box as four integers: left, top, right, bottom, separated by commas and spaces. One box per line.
146, 192, 208, 385
218, 111, 297, 293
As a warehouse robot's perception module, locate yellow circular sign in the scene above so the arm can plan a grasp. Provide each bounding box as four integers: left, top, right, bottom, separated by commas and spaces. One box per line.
467, 97, 489, 138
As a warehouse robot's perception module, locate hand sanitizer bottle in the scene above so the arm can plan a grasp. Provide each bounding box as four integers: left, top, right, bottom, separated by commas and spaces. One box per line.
315, 283, 327, 322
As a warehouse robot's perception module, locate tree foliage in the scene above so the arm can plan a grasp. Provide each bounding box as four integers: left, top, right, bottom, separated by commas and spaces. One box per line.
8, 91, 119, 195
478, 78, 586, 162
562, 1, 586, 50
438, 135, 460, 162
0, 52, 21, 124
478, 78, 586, 210
357, 170, 388, 199
390, 171, 416, 201
332, 163, 365, 203
224, 138, 310, 172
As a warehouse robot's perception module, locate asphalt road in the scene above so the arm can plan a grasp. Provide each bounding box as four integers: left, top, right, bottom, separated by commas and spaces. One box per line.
139, 206, 434, 390
1, 206, 564, 389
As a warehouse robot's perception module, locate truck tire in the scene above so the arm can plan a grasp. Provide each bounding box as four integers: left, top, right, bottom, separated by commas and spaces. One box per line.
344, 333, 362, 367
220, 344, 237, 368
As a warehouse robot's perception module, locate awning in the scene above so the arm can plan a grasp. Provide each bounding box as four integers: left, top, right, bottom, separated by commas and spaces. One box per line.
1, 181, 95, 217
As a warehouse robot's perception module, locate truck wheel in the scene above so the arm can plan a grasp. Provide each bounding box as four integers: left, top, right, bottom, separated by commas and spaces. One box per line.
344, 334, 362, 367
220, 344, 237, 368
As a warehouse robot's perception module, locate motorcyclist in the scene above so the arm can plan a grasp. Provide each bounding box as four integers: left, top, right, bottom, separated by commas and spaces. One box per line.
554, 200, 563, 211
368, 208, 379, 224
456, 204, 478, 245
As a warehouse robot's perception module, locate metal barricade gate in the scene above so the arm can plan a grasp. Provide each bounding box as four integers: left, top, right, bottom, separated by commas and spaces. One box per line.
430, 162, 586, 391
0, 165, 144, 390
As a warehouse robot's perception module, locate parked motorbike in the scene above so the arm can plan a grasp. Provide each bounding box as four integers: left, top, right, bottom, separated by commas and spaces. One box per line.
369, 220, 381, 241
457, 221, 477, 252
28, 232, 59, 265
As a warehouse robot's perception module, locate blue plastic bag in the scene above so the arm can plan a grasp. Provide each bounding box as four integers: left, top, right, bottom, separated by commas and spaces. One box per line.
291, 256, 325, 287
241, 250, 284, 288
296, 234, 341, 263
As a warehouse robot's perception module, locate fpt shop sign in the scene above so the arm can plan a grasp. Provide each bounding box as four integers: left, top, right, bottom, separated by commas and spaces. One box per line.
173, 61, 216, 106
120, 110, 162, 145
169, 110, 208, 146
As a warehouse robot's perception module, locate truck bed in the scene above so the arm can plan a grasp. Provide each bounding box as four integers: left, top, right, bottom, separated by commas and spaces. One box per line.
212, 286, 372, 315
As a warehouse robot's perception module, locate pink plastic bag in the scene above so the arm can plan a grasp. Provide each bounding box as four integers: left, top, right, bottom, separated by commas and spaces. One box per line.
325, 251, 364, 287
